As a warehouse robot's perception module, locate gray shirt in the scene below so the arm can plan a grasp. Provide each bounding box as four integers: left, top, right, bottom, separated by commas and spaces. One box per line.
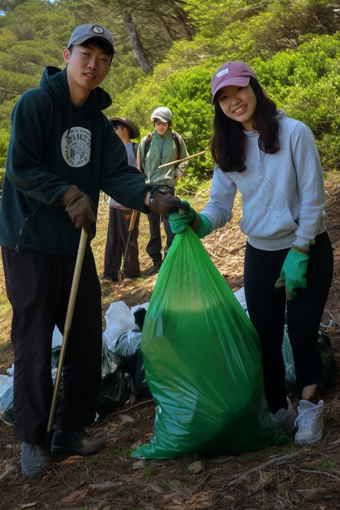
109, 142, 138, 208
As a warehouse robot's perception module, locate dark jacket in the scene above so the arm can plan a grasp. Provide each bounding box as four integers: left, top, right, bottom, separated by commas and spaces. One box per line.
0, 66, 151, 256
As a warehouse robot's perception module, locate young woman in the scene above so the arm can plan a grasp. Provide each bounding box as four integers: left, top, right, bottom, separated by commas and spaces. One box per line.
169, 61, 333, 444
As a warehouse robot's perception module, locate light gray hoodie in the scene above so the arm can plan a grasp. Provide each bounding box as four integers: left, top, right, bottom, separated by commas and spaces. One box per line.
201, 111, 326, 251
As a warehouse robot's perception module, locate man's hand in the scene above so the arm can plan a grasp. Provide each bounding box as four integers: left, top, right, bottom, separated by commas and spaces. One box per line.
274, 245, 310, 300
169, 201, 212, 239
149, 188, 190, 219
62, 185, 96, 237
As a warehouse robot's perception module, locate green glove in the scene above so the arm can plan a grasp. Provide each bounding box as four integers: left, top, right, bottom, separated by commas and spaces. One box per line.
169, 201, 195, 233
274, 246, 310, 300
169, 201, 212, 239
196, 213, 212, 239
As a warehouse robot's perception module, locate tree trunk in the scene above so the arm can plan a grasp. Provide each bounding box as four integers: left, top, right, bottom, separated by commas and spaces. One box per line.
122, 11, 154, 74
157, 11, 174, 43
172, 3, 194, 40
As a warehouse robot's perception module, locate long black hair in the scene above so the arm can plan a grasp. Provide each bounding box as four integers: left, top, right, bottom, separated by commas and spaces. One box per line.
210, 78, 280, 173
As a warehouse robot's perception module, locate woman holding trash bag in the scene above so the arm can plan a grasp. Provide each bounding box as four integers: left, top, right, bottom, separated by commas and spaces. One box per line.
168, 61, 333, 445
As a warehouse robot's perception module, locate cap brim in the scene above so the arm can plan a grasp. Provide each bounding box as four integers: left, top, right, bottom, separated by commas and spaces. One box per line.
69, 35, 114, 54
152, 116, 170, 123
211, 76, 250, 105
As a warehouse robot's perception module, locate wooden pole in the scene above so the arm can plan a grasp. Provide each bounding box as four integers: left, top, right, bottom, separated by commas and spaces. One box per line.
158, 150, 207, 169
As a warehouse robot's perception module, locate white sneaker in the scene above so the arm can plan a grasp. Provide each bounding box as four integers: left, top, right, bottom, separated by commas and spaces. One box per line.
270, 397, 297, 436
294, 399, 324, 444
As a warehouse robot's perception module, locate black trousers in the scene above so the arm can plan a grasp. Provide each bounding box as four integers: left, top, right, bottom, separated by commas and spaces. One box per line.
2, 247, 102, 444
104, 208, 140, 279
244, 232, 333, 414
146, 186, 175, 262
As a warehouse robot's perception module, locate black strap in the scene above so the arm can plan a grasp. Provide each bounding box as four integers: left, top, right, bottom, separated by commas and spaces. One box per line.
132, 142, 138, 158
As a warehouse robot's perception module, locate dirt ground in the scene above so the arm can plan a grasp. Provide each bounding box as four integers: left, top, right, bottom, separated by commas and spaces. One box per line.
1, 177, 340, 510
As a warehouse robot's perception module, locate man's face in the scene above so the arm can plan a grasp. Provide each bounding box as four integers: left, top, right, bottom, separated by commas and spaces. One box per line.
63, 42, 111, 99
113, 125, 126, 142
154, 119, 169, 137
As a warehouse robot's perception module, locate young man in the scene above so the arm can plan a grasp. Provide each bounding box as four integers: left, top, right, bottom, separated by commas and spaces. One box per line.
0, 24, 188, 477
103, 117, 141, 283
138, 107, 189, 275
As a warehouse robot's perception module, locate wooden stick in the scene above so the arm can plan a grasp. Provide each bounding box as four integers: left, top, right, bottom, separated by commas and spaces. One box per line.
158, 150, 207, 169
46, 228, 88, 446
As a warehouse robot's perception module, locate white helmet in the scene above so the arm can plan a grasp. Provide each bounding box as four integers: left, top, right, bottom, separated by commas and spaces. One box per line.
151, 107, 172, 123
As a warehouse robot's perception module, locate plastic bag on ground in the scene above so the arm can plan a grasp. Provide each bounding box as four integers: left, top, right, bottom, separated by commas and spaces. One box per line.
132, 228, 285, 460
283, 322, 338, 393
98, 342, 133, 410
109, 330, 151, 398
103, 301, 136, 350
0, 342, 133, 426
0, 374, 14, 424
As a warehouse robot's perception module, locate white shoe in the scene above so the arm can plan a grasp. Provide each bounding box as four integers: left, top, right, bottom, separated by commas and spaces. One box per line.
270, 397, 297, 436
294, 399, 324, 444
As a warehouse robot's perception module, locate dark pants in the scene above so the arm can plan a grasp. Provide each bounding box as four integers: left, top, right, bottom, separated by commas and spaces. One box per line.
1, 247, 102, 445
146, 186, 175, 263
104, 208, 140, 279
244, 232, 333, 414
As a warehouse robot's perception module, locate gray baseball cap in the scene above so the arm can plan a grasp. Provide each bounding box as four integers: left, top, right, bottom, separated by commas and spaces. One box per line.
68, 24, 114, 54
151, 107, 172, 123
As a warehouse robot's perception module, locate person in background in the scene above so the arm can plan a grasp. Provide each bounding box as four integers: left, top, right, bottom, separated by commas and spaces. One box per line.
169, 60, 333, 445
102, 117, 141, 284
0, 23, 188, 477
138, 107, 189, 275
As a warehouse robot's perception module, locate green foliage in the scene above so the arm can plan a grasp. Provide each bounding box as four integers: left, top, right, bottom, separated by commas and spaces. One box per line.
0, 129, 10, 167
252, 33, 340, 170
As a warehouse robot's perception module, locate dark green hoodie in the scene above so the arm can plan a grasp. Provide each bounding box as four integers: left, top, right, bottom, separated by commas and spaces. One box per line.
0, 66, 151, 256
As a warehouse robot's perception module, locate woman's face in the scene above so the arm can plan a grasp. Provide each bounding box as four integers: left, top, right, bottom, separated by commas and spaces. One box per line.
217, 84, 257, 131
154, 119, 169, 137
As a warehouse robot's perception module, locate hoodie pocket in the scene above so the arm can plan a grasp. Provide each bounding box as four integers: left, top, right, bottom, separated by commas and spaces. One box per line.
240, 207, 298, 241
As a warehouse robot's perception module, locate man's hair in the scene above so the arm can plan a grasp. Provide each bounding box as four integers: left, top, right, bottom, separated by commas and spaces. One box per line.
210, 77, 280, 173
69, 37, 114, 62
112, 121, 133, 138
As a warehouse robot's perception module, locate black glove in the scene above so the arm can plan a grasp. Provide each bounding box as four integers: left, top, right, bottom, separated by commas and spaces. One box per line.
149, 188, 190, 219
61, 185, 96, 236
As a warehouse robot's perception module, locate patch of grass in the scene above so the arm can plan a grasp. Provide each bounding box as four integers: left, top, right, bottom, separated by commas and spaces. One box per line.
157, 481, 170, 490
324, 415, 336, 423
318, 460, 336, 471
142, 465, 152, 482
124, 448, 133, 458
0, 338, 11, 352
181, 478, 196, 486
285, 489, 290, 500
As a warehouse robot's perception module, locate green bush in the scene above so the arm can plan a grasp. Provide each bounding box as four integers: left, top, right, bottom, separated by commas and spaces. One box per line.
0, 129, 10, 168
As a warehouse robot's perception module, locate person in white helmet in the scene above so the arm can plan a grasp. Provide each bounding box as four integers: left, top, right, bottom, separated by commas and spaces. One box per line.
138, 107, 189, 275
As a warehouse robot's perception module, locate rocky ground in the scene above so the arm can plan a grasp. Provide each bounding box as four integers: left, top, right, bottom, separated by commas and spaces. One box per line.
0, 177, 340, 510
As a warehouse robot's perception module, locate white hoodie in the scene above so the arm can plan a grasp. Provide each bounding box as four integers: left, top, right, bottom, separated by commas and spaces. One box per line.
201, 111, 326, 251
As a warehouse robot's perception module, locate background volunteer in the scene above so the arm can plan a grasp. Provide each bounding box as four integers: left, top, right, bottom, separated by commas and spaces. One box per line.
138, 107, 189, 275
102, 116, 141, 283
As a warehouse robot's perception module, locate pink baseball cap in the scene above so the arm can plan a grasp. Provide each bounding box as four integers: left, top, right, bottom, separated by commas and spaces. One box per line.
211, 61, 257, 105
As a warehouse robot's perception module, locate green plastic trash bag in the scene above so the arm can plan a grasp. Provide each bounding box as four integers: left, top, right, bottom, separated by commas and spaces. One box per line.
132, 228, 285, 460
